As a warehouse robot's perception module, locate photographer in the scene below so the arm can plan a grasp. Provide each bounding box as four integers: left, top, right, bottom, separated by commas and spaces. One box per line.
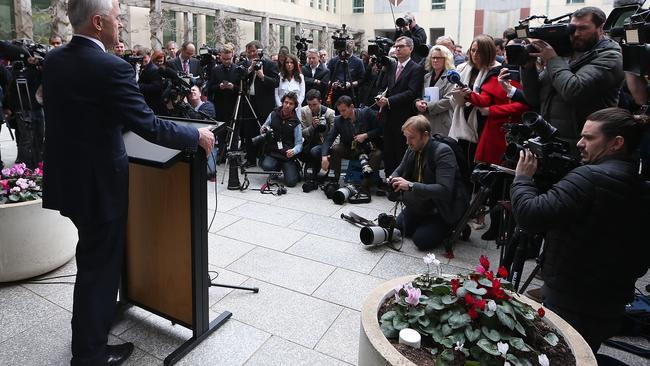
511, 107, 649, 355
389, 115, 470, 250
521, 6, 624, 145
300, 89, 335, 175
137, 48, 164, 115
316, 95, 382, 190
207, 43, 238, 123
259, 91, 302, 187
301, 49, 329, 103
326, 41, 365, 107
394, 13, 427, 63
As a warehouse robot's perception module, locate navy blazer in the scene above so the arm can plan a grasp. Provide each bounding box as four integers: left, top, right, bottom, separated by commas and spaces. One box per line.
42, 36, 199, 223
167, 56, 201, 77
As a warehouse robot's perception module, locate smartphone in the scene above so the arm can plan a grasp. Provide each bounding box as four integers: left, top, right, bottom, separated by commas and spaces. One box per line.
504, 65, 520, 82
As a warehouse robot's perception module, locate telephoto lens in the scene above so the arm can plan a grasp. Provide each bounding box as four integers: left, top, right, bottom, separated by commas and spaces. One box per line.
360, 226, 402, 246
332, 184, 358, 205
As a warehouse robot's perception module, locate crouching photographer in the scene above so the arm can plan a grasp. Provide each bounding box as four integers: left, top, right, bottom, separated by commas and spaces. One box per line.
389, 115, 470, 250
511, 107, 649, 355
258, 91, 303, 187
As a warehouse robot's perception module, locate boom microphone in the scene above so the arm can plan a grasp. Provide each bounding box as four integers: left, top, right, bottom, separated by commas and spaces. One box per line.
445, 70, 467, 88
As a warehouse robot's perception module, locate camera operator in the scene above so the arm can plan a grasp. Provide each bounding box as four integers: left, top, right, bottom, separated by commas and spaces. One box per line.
326, 40, 364, 107
316, 96, 382, 191
394, 13, 427, 63
207, 43, 238, 123
258, 91, 302, 187
389, 115, 470, 250
301, 49, 329, 103
521, 6, 624, 145
511, 107, 649, 355
137, 48, 164, 115
167, 41, 200, 77
300, 89, 335, 175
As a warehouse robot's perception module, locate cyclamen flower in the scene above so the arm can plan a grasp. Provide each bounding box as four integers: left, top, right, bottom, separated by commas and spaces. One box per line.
423, 253, 437, 264
1, 167, 10, 177
485, 271, 495, 280
538, 354, 549, 366
487, 300, 497, 312
504, 362, 512, 366
0, 179, 8, 191
479, 255, 490, 270
497, 341, 509, 356
16, 178, 29, 190
498, 266, 509, 278
450, 279, 460, 295
475, 265, 486, 274
13, 164, 25, 176
10, 186, 21, 194
393, 285, 402, 301
405, 287, 421, 306
454, 341, 465, 351
538, 307, 545, 318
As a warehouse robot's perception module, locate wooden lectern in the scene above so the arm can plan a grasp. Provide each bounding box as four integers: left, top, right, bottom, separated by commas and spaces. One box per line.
121, 118, 228, 365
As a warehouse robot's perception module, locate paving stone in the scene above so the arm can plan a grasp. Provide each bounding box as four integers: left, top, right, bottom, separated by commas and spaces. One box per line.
217, 218, 306, 251
218, 184, 283, 204
207, 191, 247, 212
0, 285, 69, 343
227, 247, 335, 294
245, 336, 348, 366
275, 191, 343, 216
177, 319, 270, 366
207, 265, 250, 307
207, 210, 242, 233
290, 213, 362, 243
313, 268, 385, 310
208, 233, 256, 267
119, 313, 193, 360
212, 279, 342, 348
22, 259, 77, 312
227, 201, 306, 227
370, 251, 469, 280
315, 309, 361, 365
287, 234, 385, 274
331, 205, 386, 221
111, 305, 153, 336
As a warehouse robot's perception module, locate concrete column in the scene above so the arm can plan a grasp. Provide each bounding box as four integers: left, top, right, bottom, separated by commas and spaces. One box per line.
149, 0, 163, 51
184, 12, 194, 42
197, 14, 206, 46
118, 2, 131, 48
261, 16, 270, 48
176, 12, 184, 44
13, 0, 33, 40
213, 9, 223, 46
319, 25, 329, 50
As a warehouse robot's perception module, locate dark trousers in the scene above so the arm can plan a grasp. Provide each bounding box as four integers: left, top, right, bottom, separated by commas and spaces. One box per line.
382, 127, 407, 176
261, 155, 300, 187
15, 109, 45, 169
396, 207, 453, 250
70, 214, 127, 366
313, 143, 382, 183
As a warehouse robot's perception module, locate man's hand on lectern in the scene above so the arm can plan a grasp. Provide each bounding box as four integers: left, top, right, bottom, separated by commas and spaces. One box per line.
198, 127, 216, 155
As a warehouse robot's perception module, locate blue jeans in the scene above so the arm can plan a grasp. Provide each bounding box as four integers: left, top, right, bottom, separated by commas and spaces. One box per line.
261, 155, 300, 187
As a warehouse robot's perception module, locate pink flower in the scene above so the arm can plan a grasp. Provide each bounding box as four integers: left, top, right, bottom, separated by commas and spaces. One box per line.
0, 179, 8, 191
479, 255, 490, 270
475, 265, 486, 274
405, 287, 421, 306
10, 186, 21, 194
1, 168, 10, 177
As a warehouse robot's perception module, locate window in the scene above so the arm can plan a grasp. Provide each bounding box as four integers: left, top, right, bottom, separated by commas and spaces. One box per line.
352, 0, 364, 13
333, 0, 337, 13
318, 0, 323, 10
206, 15, 215, 45
255, 22, 261, 42
0, 0, 15, 40
431, 0, 445, 10
280, 25, 286, 46
326, 0, 329, 12
310, 0, 314, 7
566, 0, 584, 4
32, 0, 52, 45
163, 10, 177, 45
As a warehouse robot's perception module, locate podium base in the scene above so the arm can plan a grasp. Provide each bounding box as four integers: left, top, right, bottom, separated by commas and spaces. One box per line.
163, 311, 233, 365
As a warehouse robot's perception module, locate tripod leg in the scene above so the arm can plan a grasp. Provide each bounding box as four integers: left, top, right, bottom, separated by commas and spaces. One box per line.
444, 185, 492, 256
518, 262, 541, 294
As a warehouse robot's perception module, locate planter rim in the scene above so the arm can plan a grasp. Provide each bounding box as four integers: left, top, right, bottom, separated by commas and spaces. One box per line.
361, 275, 597, 366
0, 198, 43, 209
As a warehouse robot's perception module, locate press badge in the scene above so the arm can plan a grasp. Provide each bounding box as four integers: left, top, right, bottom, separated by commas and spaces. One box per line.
277, 141, 283, 149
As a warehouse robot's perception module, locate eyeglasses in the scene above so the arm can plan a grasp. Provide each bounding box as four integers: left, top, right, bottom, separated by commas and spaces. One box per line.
394, 44, 410, 49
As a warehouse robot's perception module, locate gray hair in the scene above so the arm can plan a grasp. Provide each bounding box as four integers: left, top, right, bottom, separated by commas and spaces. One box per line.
307, 48, 319, 55
395, 36, 413, 48
436, 35, 455, 46
68, 0, 114, 30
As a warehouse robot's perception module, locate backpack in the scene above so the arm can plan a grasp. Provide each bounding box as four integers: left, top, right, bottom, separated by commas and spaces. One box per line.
432, 134, 472, 189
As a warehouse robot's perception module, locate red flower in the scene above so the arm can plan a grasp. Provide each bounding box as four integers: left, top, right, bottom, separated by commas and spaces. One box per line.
492, 279, 501, 290
498, 266, 509, 278
450, 279, 460, 295
538, 307, 545, 318
479, 255, 490, 270
485, 271, 494, 281
476, 299, 487, 311
468, 307, 478, 319
464, 293, 475, 306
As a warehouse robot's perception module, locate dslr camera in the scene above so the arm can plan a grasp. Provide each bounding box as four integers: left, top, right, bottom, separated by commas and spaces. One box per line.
395, 15, 413, 28
251, 126, 275, 146
506, 13, 575, 65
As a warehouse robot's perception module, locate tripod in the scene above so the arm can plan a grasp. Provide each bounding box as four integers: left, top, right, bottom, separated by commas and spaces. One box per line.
326, 52, 356, 107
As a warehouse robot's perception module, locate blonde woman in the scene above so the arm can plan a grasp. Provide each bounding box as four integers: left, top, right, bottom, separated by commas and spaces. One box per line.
414, 45, 456, 136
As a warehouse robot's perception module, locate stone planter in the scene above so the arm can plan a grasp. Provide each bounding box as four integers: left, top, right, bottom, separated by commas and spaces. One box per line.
0, 199, 77, 282
359, 275, 597, 366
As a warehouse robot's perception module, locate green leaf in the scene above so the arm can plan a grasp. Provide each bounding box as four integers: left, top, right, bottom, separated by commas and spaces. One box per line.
463, 280, 488, 295
441, 323, 453, 336
496, 308, 515, 330
478, 277, 493, 287
418, 316, 431, 328
544, 332, 559, 346
430, 347, 438, 355
498, 302, 516, 317
448, 313, 472, 329
440, 309, 455, 323
419, 321, 436, 335
441, 294, 458, 305
380, 311, 396, 322
465, 361, 481, 366
465, 326, 481, 342
440, 336, 455, 348
380, 321, 398, 338
477, 338, 501, 356
481, 326, 501, 342
440, 348, 455, 361
514, 320, 527, 336
450, 332, 466, 345
8, 194, 19, 202
508, 337, 531, 352
427, 297, 445, 312
393, 315, 409, 330
431, 327, 443, 343
455, 286, 467, 298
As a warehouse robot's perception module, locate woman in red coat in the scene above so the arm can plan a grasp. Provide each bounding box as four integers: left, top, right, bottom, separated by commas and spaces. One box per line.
467, 67, 529, 165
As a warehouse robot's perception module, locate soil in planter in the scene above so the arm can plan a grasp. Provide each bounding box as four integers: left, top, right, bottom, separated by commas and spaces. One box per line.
378, 298, 576, 366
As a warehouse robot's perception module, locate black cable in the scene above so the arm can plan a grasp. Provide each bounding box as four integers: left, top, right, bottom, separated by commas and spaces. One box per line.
208, 270, 220, 282
208, 148, 219, 232
27, 274, 76, 281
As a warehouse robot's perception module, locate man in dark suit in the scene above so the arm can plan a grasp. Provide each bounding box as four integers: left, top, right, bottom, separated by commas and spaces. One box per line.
167, 41, 200, 77
137, 48, 164, 115
301, 48, 329, 105
326, 42, 365, 108
207, 44, 238, 123
377, 36, 425, 175
42, 1, 215, 365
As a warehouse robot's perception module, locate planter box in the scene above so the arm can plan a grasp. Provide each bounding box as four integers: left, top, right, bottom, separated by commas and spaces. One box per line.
359, 275, 597, 366
0, 199, 77, 282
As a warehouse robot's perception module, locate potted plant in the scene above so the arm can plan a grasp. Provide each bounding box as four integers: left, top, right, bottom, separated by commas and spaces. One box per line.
359, 254, 597, 366
0, 163, 77, 282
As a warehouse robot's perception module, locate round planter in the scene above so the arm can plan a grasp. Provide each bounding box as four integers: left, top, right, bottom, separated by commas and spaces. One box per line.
0, 199, 77, 282
359, 275, 597, 366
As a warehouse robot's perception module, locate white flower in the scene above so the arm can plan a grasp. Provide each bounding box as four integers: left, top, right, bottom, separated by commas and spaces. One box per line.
497, 341, 509, 356
504, 362, 511, 366
423, 253, 437, 264
487, 300, 497, 312
454, 341, 464, 351
538, 354, 549, 366
10, 186, 21, 194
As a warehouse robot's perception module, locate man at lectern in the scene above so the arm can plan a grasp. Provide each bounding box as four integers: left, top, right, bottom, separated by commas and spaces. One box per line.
41, 0, 215, 365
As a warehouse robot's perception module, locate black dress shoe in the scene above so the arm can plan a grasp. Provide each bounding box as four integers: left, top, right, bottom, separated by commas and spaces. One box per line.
243, 160, 256, 168
104, 342, 134, 366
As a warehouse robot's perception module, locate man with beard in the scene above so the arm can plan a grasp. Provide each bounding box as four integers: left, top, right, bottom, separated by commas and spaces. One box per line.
521, 6, 623, 146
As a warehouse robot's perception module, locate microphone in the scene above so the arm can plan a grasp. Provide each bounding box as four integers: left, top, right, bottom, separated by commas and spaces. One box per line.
445, 70, 467, 88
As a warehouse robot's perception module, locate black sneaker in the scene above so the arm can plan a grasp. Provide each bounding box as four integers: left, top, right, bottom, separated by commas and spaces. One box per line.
243, 160, 256, 168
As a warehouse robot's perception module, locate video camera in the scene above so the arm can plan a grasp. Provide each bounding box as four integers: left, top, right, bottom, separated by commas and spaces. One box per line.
196, 45, 219, 79
605, 0, 650, 75
506, 13, 575, 65
121, 50, 144, 66
159, 67, 194, 111
332, 24, 352, 57
367, 37, 394, 67
0, 39, 47, 67
294, 35, 313, 65
503, 112, 579, 179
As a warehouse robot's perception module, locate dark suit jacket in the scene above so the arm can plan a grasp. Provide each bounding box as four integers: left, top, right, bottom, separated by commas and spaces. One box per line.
167, 56, 201, 76
207, 63, 239, 122
321, 107, 381, 156
42, 36, 199, 223
138, 61, 164, 114
301, 63, 329, 99
384, 59, 425, 131
244, 57, 279, 120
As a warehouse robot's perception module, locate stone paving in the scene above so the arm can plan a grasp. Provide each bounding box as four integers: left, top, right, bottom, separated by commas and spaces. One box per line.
1, 126, 648, 365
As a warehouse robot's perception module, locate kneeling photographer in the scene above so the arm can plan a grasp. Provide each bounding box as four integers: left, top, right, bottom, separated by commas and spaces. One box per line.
315, 95, 382, 191
511, 107, 649, 355
258, 91, 303, 187
389, 115, 470, 250
299, 89, 335, 176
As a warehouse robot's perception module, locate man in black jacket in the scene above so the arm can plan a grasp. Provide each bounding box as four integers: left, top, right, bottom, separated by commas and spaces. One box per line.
326, 42, 365, 107
316, 95, 382, 188
137, 48, 164, 115
377, 36, 425, 176
301, 49, 329, 104
167, 41, 200, 77
207, 44, 238, 123
390, 115, 470, 250
511, 107, 649, 354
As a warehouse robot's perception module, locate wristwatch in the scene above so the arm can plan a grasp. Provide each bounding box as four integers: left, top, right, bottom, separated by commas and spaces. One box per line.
408, 182, 414, 191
